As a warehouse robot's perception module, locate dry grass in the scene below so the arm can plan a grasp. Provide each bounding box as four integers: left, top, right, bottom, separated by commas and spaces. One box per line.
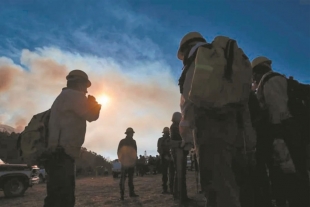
0, 171, 206, 207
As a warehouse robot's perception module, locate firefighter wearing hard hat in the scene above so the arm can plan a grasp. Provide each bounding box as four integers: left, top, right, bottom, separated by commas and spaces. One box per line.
117, 127, 139, 201
177, 32, 243, 207
157, 127, 174, 194
44, 69, 101, 207
251, 56, 310, 207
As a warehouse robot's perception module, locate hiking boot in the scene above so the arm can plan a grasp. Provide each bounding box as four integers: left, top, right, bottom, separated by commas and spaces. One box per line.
129, 193, 139, 197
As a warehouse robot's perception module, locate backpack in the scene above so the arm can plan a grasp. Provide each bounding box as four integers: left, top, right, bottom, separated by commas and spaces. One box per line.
17, 109, 51, 166
286, 77, 310, 121
261, 73, 310, 141
179, 36, 252, 109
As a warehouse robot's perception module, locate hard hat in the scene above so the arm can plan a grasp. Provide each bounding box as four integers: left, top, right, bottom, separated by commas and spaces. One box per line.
66, 69, 91, 87
177, 32, 206, 60
251, 56, 272, 69
125, 127, 135, 134
162, 127, 170, 133
171, 112, 182, 123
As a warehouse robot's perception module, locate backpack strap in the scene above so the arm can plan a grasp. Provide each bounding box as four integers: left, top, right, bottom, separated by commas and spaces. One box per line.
179, 37, 206, 53
224, 39, 236, 81
178, 49, 198, 94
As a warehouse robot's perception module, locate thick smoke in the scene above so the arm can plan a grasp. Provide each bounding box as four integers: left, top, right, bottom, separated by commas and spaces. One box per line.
0, 47, 180, 159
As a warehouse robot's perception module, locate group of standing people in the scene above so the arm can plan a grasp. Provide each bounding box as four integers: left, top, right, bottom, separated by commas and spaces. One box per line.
39, 31, 309, 207
116, 113, 191, 203
157, 112, 192, 203
135, 154, 160, 176
175, 32, 310, 207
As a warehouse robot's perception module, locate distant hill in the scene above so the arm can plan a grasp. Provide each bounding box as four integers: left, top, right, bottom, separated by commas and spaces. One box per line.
0, 127, 20, 164
0, 124, 16, 134
0, 125, 111, 174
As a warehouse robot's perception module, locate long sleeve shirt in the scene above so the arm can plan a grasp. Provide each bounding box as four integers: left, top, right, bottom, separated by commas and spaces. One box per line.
117, 137, 137, 155
157, 135, 171, 156
170, 122, 182, 141
48, 88, 101, 159
117, 136, 138, 168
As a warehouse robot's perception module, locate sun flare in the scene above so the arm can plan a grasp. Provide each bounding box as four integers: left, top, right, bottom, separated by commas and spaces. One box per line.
97, 95, 110, 107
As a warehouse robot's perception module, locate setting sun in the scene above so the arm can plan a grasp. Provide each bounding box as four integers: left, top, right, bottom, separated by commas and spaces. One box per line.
97, 95, 110, 107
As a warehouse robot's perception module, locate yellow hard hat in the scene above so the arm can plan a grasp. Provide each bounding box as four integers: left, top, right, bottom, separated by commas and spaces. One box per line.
66, 69, 91, 87
162, 127, 170, 133
251, 56, 272, 69
125, 127, 135, 134
177, 32, 206, 60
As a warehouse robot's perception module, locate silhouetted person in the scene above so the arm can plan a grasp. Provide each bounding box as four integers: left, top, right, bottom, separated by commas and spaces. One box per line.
44, 70, 101, 207
117, 127, 139, 201
176, 32, 256, 207
155, 155, 161, 174
170, 112, 191, 202
251, 56, 310, 207
137, 155, 146, 176
157, 127, 173, 194
148, 155, 156, 174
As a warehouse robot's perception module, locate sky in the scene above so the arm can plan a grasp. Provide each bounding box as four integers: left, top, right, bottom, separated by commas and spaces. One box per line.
0, 0, 309, 160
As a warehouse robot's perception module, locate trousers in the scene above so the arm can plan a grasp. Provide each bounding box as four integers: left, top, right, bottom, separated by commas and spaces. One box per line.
43, 148, 75, 207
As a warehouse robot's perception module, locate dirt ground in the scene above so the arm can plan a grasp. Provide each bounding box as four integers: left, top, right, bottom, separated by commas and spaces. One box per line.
0, 171, 206, 207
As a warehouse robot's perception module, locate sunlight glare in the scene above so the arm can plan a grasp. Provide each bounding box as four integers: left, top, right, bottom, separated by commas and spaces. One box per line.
97, 95, 110, 107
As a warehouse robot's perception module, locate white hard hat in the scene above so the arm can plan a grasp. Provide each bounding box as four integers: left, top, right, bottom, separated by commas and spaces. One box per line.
177, 32, 206, 60
251, 56, 272, 69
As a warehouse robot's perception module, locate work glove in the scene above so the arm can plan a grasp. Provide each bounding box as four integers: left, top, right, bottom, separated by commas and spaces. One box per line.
88, 95, 98, 104
87, 95, 101, 112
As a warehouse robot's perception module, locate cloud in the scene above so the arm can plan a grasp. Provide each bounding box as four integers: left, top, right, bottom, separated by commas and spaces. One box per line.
0, 0, 184, 159
102, 0, 164, 33
0, 57, 22, 92
0, 45, 180, 159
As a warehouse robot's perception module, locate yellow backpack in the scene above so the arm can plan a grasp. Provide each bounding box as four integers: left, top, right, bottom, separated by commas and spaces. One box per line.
185, 36, 252, 108
17, 109, 51, 166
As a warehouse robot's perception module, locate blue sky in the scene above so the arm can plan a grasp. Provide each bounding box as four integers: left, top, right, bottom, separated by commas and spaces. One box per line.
1, 0, 309, 81
0, 0, 309, 159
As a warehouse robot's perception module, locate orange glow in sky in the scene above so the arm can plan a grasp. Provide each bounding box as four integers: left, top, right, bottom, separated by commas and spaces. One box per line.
97, 94, 110, 107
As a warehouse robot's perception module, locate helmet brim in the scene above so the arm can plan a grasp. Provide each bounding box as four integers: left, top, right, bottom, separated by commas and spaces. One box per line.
66, 75, 92, 88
